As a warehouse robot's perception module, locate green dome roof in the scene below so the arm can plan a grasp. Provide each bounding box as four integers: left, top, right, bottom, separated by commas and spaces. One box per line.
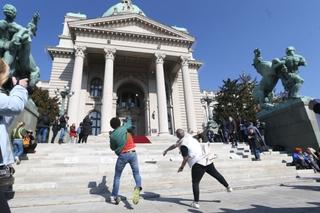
102, 1, 146, 17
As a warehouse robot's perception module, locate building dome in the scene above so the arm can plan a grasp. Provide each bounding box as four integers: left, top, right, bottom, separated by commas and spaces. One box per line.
102, 0, 146, 17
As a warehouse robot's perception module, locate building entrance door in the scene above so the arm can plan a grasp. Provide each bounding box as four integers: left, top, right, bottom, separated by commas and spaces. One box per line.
116, 83, 146, 135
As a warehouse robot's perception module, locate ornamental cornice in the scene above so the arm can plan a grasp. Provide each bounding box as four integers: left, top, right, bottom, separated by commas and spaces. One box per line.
68, 14, 194, 41
189, 60, 203, 70
71, 26, 193, 47
47, 47, 74, 60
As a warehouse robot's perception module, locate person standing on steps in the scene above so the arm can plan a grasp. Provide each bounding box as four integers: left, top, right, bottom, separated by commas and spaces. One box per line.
50, 116, 60, 144
36, 111, 50, 143
81, 115, 92, 143
58, 112, 68, 144
163, 129, 232, 209
109, 116, 142, 205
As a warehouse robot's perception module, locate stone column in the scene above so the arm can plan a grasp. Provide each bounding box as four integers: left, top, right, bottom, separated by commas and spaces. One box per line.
181, 56, 197, 133
68, 46, 86, 125
155, 53, 169, 135
101, 48, 116, 133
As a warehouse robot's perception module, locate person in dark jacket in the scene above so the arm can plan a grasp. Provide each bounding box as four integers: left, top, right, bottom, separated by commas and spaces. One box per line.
58, 112, 68, 144
36, 112, 50, 143
247, 127, 262, 161
81, 115, 92, 143
77, 122, 83, 143
226, 116, 238, 147
50, 116, 60, 144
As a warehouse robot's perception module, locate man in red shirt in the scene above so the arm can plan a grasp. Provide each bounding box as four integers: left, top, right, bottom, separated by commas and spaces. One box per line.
109, 116, 142, 205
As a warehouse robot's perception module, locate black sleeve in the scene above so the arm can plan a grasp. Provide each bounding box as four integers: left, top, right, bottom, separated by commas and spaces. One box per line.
314, 103, 320, 114
180, 145, 189, 157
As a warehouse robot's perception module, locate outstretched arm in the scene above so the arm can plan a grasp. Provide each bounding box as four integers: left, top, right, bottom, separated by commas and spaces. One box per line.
163, 141, 180, 156
123, 116, 132, 130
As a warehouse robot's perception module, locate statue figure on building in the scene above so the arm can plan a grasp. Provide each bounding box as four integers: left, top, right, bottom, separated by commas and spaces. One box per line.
0, 4, 40, 90
122, 0, 133, 11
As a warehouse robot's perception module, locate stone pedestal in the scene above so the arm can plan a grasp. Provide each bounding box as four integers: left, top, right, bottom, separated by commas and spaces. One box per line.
9, 99, 40, 132
259, 98, 320, 152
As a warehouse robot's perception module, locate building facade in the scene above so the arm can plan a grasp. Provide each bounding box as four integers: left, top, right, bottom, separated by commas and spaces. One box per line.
47, 0, 204, 136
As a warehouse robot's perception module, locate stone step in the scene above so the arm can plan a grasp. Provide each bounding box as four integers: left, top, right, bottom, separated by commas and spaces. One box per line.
13, 165, 296, 179
9, 175, 303, 208
13, 165, 298, 193
10, 135, 305, 208
13, 171, 301, 197
14, 158, 292, 172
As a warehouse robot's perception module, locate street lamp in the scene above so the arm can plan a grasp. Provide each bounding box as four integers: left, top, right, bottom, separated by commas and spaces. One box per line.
201, 91, 214, 121
54, 85, 74, 115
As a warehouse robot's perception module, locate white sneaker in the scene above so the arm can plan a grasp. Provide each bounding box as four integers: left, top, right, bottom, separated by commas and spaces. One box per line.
111, 196, 120, 205
226, 186, 233, 192
15, 156, 20, 165
191, 201, 200, 209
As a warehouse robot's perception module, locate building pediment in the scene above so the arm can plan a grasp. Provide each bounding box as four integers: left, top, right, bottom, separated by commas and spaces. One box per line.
68, 13, 194, 44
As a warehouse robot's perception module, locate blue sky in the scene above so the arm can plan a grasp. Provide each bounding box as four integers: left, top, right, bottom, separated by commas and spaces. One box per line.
4, 0, 320, 97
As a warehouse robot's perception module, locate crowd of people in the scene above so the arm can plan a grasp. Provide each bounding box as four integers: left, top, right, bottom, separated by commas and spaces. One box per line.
36, 112, 93, 145
7, 112, 93, 167
194, 117, 266, 161
292, 147, 320, 172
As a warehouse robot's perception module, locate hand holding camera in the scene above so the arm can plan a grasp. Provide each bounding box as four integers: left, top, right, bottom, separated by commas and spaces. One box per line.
12, 77, 29, 89
309, 99, 320, 114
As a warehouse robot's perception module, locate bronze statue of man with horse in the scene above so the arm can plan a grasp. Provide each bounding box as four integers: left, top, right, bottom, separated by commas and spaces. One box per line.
252, 47, 306, 110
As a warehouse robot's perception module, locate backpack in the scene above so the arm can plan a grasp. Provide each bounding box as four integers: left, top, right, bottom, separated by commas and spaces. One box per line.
23, 136, 30, 148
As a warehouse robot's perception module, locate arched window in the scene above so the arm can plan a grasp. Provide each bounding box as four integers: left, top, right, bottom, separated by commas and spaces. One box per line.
89, 111, 101, 135
90, 78, 102, 97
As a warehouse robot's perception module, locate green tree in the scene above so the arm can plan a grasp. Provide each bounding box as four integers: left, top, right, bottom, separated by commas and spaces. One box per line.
31, 87, 60, 122
214, 74, 258, 123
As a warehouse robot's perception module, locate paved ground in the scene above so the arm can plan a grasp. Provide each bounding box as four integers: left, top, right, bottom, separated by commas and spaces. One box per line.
9, 180, 320, 213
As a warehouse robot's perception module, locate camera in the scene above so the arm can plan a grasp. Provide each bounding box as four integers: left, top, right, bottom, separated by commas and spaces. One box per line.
309, 99, 320, 114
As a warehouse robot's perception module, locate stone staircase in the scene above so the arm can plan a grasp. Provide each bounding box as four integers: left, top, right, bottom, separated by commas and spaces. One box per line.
8, 135, 318, 208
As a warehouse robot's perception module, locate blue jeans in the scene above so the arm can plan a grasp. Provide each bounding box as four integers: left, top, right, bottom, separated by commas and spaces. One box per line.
59, 128, 66, 142
254, 148, 261, 160
111, 152, 142, 197
37, 127, 48, 143
13, 139, 24, 158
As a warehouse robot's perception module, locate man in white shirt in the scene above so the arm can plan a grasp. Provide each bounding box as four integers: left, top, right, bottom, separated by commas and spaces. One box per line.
163, 129, 232, 209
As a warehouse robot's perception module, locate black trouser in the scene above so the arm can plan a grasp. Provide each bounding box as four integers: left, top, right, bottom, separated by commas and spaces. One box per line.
77, 133, 83, 143
82, 134, 88, 143
0, 191, 11, 213
191, 163, 229, 202
50, 131, 59, 143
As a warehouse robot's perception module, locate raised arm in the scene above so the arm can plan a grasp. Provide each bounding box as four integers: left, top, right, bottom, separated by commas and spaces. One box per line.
123, 116, 132, 130
0, 85, 28, 116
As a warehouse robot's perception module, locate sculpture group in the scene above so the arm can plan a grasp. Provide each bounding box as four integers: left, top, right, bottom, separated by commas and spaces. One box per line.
252, 47, 306, 109
0, 4, 40, 89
